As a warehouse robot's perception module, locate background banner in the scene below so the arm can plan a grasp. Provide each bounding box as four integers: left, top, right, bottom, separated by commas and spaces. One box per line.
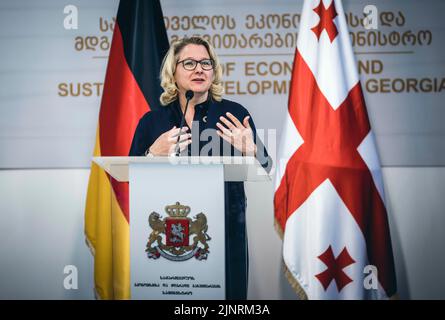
0, 0, 444, 168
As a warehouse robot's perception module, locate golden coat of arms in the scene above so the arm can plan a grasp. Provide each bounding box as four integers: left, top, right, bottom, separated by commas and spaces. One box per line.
146, 202, 211, 261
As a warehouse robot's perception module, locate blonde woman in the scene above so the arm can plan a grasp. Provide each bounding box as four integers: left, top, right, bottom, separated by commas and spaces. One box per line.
130, 36, 271, 299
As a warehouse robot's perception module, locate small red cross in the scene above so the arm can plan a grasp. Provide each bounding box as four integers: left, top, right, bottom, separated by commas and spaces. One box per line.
311, 0, 339, 42
315, 246, 355, 291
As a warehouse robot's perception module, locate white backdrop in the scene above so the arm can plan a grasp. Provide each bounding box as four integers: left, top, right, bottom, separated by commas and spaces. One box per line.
0, 0, 444, 168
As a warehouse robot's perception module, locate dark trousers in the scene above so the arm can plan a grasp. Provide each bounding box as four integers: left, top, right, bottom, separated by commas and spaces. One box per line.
224, 182, 248, 300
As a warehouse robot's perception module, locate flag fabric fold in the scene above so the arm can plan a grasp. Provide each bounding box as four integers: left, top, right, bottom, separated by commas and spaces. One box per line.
274, 0, 397, 299
84, 0, 168, 299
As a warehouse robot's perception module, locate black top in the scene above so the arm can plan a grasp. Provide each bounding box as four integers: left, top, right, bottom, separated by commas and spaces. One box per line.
129, 97, 271, 169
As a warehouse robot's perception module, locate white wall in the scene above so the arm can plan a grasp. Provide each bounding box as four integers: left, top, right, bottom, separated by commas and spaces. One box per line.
0, 167, 444, 299
382, 167, 445, 299
0, 169, 94, 299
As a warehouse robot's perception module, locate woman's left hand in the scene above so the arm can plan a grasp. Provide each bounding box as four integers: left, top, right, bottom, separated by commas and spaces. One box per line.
216, 112, 257, 156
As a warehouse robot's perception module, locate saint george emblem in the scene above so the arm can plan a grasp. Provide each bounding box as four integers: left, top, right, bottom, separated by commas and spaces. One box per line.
146, 202, 211, 261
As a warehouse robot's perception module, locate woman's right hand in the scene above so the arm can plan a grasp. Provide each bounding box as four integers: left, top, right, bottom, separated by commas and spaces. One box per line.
148, 126, 191, 156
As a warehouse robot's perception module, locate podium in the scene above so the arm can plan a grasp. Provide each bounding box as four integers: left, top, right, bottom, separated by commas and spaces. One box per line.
93, 156, 270, 300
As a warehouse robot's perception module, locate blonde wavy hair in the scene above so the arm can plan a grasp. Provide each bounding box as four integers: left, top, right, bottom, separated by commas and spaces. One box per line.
159, 36, 224, 106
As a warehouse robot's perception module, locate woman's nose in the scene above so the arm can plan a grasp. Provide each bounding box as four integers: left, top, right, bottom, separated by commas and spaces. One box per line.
194, 63, 204, 73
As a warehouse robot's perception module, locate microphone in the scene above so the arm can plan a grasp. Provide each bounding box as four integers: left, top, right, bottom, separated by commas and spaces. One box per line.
175, 90, 194, 156
185, 89, 194, 100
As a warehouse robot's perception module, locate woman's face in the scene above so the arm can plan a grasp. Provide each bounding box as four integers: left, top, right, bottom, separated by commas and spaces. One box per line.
174, 44, 214, 98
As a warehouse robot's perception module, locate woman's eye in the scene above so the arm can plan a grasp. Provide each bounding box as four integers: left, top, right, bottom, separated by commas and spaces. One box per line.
202, 60, 211, 67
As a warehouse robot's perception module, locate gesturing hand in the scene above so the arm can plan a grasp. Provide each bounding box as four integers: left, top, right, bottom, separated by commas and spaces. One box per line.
148, 126, 191, 156
216, 112, 257, 156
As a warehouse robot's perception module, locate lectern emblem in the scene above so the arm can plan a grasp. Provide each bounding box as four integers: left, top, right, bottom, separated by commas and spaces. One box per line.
146, 202, 211, 261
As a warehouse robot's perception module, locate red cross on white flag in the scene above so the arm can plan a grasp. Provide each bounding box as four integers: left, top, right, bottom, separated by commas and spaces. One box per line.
274, 0, 397, 299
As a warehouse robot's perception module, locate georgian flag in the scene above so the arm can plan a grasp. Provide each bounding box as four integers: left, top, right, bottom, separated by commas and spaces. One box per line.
274, 0, 397, 299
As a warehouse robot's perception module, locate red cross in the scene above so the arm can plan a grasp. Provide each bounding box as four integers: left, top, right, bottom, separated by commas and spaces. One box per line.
315, 246, 355, 291
311, 0, 339, 43
274, 50, 397, 296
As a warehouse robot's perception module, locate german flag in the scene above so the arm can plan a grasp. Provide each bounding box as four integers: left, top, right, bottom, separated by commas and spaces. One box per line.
84, 0, 169, 299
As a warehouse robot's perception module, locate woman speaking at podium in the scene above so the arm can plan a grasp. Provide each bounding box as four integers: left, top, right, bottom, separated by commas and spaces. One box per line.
129, 36, 271, 300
